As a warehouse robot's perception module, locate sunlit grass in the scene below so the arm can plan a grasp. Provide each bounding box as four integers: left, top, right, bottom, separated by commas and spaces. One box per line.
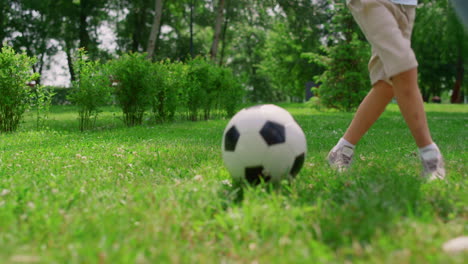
0, 103, 467, 263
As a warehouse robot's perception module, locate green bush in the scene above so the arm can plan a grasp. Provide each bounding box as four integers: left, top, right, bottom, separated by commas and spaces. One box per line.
165, 61, 188, 120
0, 46, 39, 132
150, 60, 187, 123
109, 52, 153, 126
313, 33, 370, 112
184, 57, 243, 120
30, 85, 55, 129
49, 87, 71, 105
68, 49, 112, 131
304, 3, 370, 112
186, 57, 214, 120
216, 67, 244, 117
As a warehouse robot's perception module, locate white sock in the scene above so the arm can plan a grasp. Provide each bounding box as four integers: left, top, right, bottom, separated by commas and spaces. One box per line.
419, 143, 440, 159
419, 142, 438, 153
336, 138, 355, 149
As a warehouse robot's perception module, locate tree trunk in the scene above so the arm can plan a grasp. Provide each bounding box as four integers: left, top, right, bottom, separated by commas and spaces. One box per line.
131, 3, 148, 53
147, 0, 164, 60
0, 0, 6, 50
79, 0, 90, 51
131, 7, 141, 52
210, 0, 225, 61
218, 0, 230, 66
451, 55, 464, 103
66, 47, 75, 82
190, 0, 194, 57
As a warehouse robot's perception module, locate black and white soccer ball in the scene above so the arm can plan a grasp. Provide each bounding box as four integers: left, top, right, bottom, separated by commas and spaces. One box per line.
222, 104, 307, 185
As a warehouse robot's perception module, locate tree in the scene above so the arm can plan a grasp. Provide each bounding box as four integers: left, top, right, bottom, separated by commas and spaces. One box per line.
36, 0, 111, 81
210, 0, 225, 61
0, 0, 18, 49
413, 0, 467, 102
447, 1, 466, 103
8, 1, 51, 84
146, 0, 164, 60
257, 0, 329, 101
306, 0, 370, 111
114, 0, 152, 53
224, 0, 278, 101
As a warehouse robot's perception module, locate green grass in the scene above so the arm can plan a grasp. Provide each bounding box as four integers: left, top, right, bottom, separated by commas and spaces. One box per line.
0, 103, 467, 263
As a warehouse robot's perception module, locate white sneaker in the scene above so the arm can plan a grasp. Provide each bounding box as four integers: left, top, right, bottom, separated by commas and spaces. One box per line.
327, 145, 354, 172
420, 148, 446, 180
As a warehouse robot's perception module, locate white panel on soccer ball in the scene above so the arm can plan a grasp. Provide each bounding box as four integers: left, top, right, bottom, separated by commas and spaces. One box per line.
223, 119, 237, 136
235, 131, 267, 167
223, 108, 248, 135
231, 107, 266, 134
262, 144, 296, 181
285, 122, 307, 156
222, 152, 246, 180
222, 104, 308, 183
260, 104, 295, 125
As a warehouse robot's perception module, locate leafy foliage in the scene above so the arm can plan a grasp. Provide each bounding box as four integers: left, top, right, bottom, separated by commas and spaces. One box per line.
306, 1, 370, 111
29, 84, 55, 130
109, 52, 153, 126
107, 54, 242, 126
217, 66, 244, 117
185, 56, 242, 120
150, 60, 186, 123
258, 21, 324, 101
413, 0, 467, 102
2, 0, 465, 113
0, 46, 39, 132
68, 48, 112, 131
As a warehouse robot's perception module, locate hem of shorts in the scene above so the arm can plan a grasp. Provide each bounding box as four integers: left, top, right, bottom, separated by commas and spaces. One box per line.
371, 78, 392, 86
386, 62, 419, 80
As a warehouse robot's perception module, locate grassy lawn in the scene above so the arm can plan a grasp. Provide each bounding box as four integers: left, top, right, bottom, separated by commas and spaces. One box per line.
0, 103, 467, 263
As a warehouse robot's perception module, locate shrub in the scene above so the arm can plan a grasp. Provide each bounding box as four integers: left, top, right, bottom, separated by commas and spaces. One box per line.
186, 57, 214, 120
49, 87, 71, 105
0, 46, 39, 132
304, 3, 370, 112
68, 49, 112, 131
312, 33, 370, 111
216, 67, 244, 117
109, 52, 153, 126
165, 61, 188, 120
150, 60, 187, 123
30, 85, 55, 129
184, 57, 244, 120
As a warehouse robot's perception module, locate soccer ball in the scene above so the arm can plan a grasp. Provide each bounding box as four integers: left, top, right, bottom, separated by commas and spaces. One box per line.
222, 104, 307, 185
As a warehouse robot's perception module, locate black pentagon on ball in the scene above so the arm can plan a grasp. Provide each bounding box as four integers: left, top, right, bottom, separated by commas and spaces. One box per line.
245, 166, 271, 185
260, 121, 285, 146
290, 153, 305, 177
224, 125, 240, 151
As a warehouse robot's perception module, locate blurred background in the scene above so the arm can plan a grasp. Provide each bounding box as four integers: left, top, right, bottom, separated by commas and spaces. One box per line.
1, 0, 466, 104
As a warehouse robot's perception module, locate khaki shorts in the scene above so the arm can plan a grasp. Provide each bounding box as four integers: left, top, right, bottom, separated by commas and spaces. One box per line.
347, 0, 418, 85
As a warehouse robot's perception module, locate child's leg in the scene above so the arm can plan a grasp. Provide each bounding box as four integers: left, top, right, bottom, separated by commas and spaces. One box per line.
327, 80, 393, 171
391, 68, 433, 148
343, 80, 394, 145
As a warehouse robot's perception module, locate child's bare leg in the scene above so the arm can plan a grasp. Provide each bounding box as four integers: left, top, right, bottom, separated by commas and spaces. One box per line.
343, 80, 394, 145
391, 68, 432, 148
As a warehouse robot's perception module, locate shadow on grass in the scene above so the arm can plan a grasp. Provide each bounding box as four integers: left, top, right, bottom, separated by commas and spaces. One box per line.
292, 167, 456, 248
217, 164, 458, 249
215, 180, 287, 210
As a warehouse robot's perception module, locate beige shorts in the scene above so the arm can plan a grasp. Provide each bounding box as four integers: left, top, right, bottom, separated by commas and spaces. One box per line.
347, 0, 418, 85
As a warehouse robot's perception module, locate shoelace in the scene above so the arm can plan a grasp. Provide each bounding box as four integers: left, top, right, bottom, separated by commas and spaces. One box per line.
423, 158, 439, 172
340, 153, 352, 166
